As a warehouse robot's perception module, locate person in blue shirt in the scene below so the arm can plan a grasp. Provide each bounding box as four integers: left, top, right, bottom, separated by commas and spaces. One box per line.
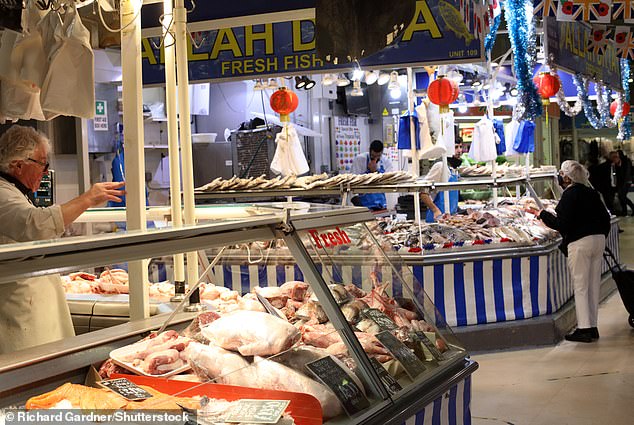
350, 140, 393, 210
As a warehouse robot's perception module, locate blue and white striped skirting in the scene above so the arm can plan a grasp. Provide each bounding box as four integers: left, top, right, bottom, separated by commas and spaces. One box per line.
149, 222, 620, 328
401, 375, 472, 425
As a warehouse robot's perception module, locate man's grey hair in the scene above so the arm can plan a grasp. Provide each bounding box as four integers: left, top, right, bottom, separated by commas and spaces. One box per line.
0, 125, 50, 173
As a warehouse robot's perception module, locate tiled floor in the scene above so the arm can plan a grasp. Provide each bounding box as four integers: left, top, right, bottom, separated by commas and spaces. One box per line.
470, 217, 634, 425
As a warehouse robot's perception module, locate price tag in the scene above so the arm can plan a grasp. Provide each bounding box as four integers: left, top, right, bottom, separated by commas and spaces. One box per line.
256, 292, 285, 320
99, 378, 153, 401
361, 308, 398, 331
369, 357, 402, 395
375, 331, 426, 380
223, 399, 290, 424
306, 356, 370, 416
412, 331, 445, 361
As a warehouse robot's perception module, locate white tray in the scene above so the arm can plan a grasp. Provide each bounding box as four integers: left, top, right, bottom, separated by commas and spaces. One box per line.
109, 338, 192, 378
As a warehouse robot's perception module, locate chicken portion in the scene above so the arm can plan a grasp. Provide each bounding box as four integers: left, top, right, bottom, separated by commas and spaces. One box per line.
201, 311, 300, 356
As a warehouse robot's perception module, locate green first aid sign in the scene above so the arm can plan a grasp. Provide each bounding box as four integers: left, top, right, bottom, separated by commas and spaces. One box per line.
94, 100, 108, 131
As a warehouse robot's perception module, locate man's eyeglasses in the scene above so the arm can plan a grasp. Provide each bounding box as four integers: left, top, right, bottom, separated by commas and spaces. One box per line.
27, 158, 50, 172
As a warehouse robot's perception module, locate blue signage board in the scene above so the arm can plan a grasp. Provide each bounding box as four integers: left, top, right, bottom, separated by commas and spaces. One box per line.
140, 0, 484, 85
544, 17, 621, 90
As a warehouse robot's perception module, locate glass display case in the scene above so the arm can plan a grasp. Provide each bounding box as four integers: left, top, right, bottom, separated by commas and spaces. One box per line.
0, 204, 476, 424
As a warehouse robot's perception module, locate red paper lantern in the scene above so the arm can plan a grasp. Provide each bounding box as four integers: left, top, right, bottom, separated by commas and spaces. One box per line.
270, 87, 299, 121
533, 72, 560, 105
610, 100, 631, 118
427, 76, 459, 113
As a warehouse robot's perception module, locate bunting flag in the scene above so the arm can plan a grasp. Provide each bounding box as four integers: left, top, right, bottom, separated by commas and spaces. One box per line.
556, 0, 612, 22
534, 0, 559, 16
614, 25, 634, 59
613, 0, 634, 22
490, 0, 502, 17
587, 25, 612, 54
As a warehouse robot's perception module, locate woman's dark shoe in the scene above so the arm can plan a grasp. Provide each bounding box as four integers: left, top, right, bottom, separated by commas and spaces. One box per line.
565, 328, 594, 343
590, 327, 599, 339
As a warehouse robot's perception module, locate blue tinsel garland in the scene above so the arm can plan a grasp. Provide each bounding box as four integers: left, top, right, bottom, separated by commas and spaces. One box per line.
504, 0, 542, 121
620, 59, 631, 141
574, 75, 611, 129
485, 14, 501, 54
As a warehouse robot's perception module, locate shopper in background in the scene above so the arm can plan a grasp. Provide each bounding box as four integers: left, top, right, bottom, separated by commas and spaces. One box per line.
588, 151, 615, 213
447, 137, 463, 170
0, 125, 125, 354
538, 160, 611, 343
350, 140, 393, 211
615, 150, 633, 216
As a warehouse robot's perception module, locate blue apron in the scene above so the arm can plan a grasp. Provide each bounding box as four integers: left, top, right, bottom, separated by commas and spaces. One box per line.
426, 168, 459, 222
358, 154, 387, 210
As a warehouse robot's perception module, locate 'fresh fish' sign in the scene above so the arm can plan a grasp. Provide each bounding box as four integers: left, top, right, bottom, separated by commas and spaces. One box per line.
140, 0, 484, 84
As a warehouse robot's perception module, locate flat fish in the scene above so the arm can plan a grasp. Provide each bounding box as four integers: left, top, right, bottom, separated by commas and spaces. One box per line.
438, 0, 474, 43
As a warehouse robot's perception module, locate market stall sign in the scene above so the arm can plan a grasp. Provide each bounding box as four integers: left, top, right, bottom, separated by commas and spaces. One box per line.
544, 17, 621, 90
307, 227, 351, 249
361, 308, 399, 332
140, 0, 484, 84
99, 378, 153, 401
223, 399, 290, 424
375, 330, 426, 379
306, 356, 370, 416
369, 357, 403, 395
412, 331, 445, 361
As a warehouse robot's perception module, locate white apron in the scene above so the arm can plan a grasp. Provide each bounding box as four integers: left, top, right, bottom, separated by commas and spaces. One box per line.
0, 177, 74, 354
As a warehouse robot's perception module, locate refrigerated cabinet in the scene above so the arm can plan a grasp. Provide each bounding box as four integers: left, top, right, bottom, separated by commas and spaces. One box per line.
0, 204, 476, 424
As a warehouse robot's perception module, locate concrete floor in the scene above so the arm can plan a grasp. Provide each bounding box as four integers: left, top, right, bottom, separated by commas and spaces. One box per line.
470, 217, 634, 425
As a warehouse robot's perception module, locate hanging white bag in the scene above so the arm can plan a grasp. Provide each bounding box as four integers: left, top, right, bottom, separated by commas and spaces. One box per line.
0, 3, 49, 121
40, 3, 94, 118
271, 124, 309, 176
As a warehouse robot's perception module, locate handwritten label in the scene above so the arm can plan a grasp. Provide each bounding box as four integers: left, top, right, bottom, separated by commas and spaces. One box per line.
223, 399, 290, 424
412, 331, 444, 361
256, 292, 286, 319
369, 357, 402, 395
361, 308, 398, 331
375, 331, 426, 380
99, 378, 153, 401
306, 356, 370, 416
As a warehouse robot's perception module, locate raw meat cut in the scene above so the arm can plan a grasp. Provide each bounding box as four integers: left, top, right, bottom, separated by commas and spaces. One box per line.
201, 311, 300, 356
252, 356, 342, 419
136, 349, 183, 375
186, 342, 252, 386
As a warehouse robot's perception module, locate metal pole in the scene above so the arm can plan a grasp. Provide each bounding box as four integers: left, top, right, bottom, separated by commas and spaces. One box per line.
407, 68, 422, 224
492, 160, 498, 207
174, 0, 198, 285
163, 0, 185, 300
120, 0, 149, 320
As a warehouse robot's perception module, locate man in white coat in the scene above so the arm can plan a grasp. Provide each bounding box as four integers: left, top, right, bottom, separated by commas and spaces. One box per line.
0, 125, 125, 354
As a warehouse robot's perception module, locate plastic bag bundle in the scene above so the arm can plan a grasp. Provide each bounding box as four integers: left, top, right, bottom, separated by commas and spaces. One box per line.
270, 124, 310, 177
0, 2, 94, 122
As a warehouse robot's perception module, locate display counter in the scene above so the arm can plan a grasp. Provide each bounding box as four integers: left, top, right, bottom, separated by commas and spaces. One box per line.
0, 204, 476, 425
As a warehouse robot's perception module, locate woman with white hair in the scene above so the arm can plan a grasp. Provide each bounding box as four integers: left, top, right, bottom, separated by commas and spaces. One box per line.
539, 160, 611, 343
0, 125, 125, 353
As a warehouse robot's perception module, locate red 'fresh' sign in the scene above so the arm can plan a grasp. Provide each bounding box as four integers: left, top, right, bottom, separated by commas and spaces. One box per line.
308, 227, 351, 249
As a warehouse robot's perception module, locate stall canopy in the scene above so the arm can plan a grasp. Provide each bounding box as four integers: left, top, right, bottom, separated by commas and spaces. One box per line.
139, 0, 485, 85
